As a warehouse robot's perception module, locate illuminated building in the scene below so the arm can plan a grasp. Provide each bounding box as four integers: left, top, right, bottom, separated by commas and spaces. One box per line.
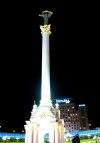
55, 98, 89, 132
78, 104, 89, 131
24, 11, 64, 143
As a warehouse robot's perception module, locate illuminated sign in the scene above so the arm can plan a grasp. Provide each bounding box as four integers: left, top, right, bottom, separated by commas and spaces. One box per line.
78, 104, 86, 107
0, 133, 25, 138
56, 98, 71, 103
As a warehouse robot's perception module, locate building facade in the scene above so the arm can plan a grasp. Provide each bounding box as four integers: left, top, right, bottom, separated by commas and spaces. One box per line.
55, 98, 89, 132
78, 104, 89, 131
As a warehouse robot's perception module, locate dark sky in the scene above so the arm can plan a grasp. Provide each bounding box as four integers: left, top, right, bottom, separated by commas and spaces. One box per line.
0, 0, 99, 133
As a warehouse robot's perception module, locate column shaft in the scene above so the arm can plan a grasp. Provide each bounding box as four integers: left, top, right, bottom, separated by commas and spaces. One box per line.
55, 128, 59, 143
33, 126, 38, 143
41, 32, 50, 101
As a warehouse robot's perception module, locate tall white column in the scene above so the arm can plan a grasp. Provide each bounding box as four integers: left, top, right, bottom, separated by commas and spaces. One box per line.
41, 32, 50, 100
40, 25, 51, 106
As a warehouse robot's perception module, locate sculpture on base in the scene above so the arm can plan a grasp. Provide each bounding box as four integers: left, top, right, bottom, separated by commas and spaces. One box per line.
39, 10, 53, 25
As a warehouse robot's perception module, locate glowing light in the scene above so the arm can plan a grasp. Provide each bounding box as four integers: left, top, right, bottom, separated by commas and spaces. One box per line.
22, 130, 25, 133
8, 137, 10, 140
13, 130, 15, 133
55, 103, 59, 109
78, 104, 86, 107
56, 98, 70, 103
0, 133, 25, 138
2, 136, 8, 140
16, 137, 19, 141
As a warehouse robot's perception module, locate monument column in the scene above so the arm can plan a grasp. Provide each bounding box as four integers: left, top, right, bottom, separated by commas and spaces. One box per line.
33, 125, 38, 143
25, 127, 28, 143
39, 11, 53, 106
25, 10, 65, 143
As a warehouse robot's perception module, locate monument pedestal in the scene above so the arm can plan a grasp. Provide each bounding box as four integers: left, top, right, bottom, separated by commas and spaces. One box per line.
25, 102, 64, 143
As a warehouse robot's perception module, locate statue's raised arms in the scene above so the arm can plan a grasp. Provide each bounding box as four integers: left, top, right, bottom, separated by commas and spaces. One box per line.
39, 10, 53, 25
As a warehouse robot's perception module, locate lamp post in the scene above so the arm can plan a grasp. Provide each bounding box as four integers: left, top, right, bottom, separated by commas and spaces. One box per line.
96, 133, 99, 143
87, 134, 91, 141
13, 130, 15, 133
93, 135, 98, 143
96, 132, 99, 143
16, 137, 19, 142
2, 136, 7, 143
8, 137, 10, 141
65, 133, 72, 142
0, 125, 1, 132
96, 135, 97, 143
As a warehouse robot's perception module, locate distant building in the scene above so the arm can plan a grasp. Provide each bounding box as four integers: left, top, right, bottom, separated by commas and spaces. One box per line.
78, 104, 89, 131
95, 127, 100, 130
55, 98, 89, 132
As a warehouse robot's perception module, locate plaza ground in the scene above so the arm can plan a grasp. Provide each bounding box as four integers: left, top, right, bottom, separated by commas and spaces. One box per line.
0, 139, 100, 143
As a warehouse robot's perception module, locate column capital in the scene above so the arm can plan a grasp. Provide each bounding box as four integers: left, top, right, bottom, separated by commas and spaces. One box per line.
40, 24, 51, 35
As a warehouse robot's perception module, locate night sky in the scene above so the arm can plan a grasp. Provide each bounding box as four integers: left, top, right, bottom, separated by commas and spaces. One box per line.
0, 0, 99, 133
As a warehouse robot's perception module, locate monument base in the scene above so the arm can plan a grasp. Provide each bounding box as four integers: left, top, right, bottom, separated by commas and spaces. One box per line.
24, 101, 65, 143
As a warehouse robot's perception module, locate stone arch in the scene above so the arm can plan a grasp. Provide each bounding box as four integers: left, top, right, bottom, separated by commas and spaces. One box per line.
38, 125, 56, 143
38, 127, 50, 143
44, 133, 49, 143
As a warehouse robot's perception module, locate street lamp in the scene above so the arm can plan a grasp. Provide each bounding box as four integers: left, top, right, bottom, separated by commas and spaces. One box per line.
16, 137, 19, 142
22, 130, 25, 133
7, 137, 10, 140
65, 133, 72, 142
2, 136, 7, 143
93, 135, 98, 143
0, 125, 1, 131
87, 134, 91, 140
13, 130, 15, 133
